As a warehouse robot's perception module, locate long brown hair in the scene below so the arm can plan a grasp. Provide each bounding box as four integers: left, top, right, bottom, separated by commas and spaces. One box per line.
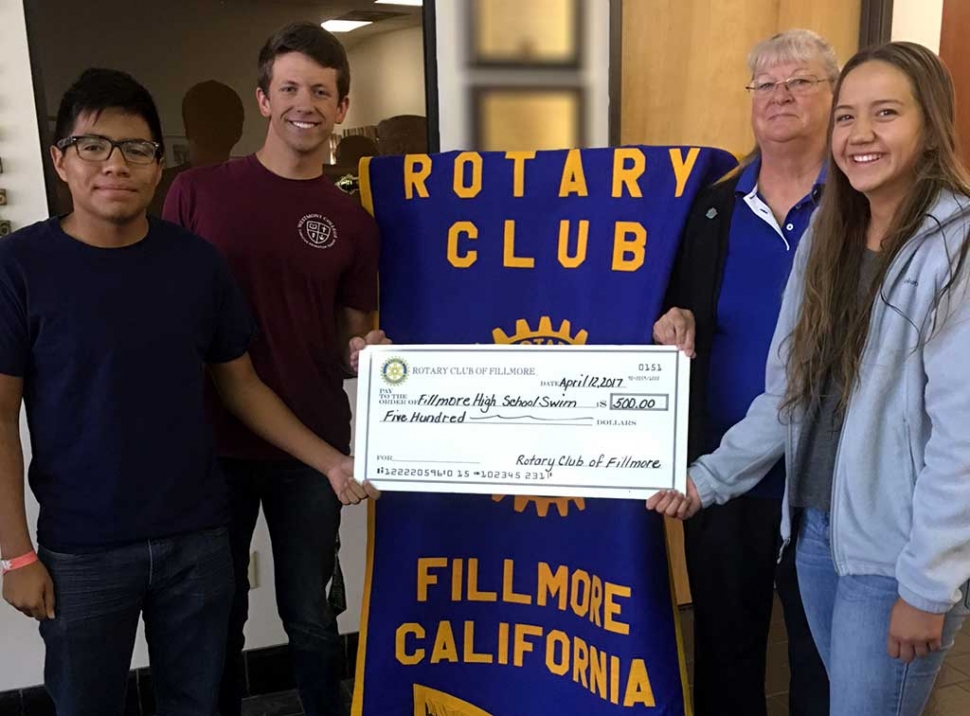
783, 42, 970, 414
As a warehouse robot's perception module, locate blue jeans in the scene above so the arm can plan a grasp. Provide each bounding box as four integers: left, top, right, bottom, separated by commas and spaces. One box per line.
38, 527, 234, 716
218, 458, 344, 716
795, 508, 969, 716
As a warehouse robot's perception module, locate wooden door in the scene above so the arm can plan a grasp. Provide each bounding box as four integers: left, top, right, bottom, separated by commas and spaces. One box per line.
941, 0, 970, 169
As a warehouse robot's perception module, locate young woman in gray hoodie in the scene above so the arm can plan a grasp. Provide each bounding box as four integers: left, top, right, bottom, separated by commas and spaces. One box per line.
650, 42, 970, 716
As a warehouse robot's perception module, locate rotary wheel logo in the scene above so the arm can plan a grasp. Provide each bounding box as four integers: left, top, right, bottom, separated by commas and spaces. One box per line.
380, 357, 409, 385
490, 316, 589, 516
491, 316, 588, 345
491, 495, 586, 517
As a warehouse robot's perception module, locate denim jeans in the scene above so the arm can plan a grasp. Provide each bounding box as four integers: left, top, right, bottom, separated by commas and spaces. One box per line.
218, 458, 344, 716
795, 508, 969, 716
38, 527, 234, 716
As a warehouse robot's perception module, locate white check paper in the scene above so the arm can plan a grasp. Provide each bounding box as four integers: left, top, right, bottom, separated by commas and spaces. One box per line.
353, 345, 689, 499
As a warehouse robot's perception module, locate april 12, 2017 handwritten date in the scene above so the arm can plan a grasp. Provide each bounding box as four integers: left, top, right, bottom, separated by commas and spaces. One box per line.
354, 345, 689, 500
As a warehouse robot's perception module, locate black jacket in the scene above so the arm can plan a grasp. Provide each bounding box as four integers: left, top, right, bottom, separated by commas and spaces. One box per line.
663, 175, 740, 462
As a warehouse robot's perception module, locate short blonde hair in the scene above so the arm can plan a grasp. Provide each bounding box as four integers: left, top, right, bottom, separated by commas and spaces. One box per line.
748, 29, 839, 81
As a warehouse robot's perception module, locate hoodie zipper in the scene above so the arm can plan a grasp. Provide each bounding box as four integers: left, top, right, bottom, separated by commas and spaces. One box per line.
779, 418, 795, 563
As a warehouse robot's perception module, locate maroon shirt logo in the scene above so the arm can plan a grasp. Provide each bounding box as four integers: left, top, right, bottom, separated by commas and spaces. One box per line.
298, 213, 338, 249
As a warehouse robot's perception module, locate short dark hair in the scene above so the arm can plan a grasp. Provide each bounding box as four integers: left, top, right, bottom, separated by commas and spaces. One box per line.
257, 22, 350, 100
54, 68, 165, 158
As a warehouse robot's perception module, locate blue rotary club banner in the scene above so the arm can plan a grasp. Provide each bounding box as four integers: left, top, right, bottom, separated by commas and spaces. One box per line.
353, 145, 737, 715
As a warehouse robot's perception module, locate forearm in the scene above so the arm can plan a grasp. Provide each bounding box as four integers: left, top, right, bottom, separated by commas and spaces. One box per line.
0, 421, 31, 559
215, 375, 345, 475
338, 307, 376, 368
339, 337, 355, 373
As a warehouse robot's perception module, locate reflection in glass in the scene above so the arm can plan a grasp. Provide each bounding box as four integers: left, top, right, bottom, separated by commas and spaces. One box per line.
475, 88, 582, 151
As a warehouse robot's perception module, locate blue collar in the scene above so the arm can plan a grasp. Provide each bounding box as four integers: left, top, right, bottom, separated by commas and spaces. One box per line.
814, 162, 829, 194
735, 157, 761, 196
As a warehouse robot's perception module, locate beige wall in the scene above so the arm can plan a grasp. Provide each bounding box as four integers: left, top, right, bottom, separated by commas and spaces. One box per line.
342, 26, 427, 131
29, 0, 423, 159
28, 0, 315, 159
892, 0, 944, 53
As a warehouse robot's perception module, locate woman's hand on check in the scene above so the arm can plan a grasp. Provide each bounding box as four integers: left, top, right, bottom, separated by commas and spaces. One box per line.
652, 307, 696, 358
645, 475, 701, 519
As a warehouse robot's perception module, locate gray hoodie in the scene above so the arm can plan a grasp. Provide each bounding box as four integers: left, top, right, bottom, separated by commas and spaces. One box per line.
691, 190, 970, 614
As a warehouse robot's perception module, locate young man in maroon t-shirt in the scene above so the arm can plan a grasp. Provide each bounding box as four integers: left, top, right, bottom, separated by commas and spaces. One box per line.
163, 22, 385, 716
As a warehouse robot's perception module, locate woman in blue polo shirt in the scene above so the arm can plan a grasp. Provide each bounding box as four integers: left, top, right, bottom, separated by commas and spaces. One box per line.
654, 29, 836, 716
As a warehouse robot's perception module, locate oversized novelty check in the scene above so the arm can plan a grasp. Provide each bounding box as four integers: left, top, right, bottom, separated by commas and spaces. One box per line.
353, 345, 689, 499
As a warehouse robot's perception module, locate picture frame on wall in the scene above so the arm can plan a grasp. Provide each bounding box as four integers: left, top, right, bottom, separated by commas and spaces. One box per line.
468, 0, 581, 68
164, 136, 190, 168
472, 86, 584, 152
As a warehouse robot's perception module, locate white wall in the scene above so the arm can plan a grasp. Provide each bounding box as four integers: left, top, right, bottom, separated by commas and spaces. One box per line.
892, 0, 944, 53
342, 26, 426, 130
435, 0, 612, 152
0, 0, 55, 692
0, 0, 380, 691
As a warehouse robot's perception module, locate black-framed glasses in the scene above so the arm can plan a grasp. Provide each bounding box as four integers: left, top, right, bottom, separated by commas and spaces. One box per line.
55, 135, 162, 165
745, 75, 830, 97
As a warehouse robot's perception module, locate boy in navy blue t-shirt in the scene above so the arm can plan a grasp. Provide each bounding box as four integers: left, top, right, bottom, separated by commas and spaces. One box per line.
0, 68, 374, 716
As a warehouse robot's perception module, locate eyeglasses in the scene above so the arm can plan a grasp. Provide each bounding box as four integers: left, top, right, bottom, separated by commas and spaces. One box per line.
745, 75, 830, 98
55, 135, 161, 165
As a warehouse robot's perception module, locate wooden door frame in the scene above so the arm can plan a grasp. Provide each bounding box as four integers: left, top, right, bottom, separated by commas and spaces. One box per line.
608, 0, 623, 146
859, 0, 895, 48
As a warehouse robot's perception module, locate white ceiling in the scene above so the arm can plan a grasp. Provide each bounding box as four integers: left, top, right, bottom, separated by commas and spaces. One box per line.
247, 0, 423, 48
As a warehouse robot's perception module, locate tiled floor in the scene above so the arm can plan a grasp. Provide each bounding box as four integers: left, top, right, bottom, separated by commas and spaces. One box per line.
243, 600, 970, 715
240, 680, 353, 716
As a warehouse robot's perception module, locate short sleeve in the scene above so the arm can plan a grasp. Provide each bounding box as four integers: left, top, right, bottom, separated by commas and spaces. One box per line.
0, 266, 30, 377
206, 255, 255, 364
336, 214, 380, 313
